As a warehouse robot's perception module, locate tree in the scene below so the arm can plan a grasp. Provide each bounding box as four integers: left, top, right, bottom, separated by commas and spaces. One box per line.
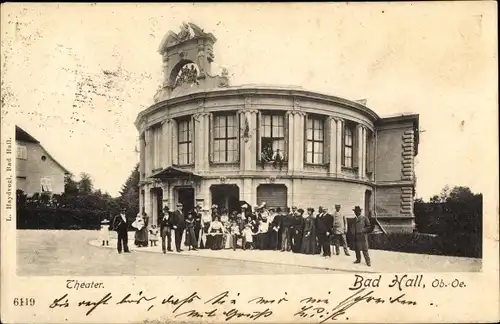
117, 164, 140, 217
447, 186, 475, 202
78, 172, 94, 194
64, 173, 79, 195
429, 195, 440, 203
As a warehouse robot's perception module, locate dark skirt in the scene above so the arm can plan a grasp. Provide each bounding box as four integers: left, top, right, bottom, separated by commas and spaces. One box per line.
292, 230, 303, 253
135, 228, 148, 247
300, 231, 317, 255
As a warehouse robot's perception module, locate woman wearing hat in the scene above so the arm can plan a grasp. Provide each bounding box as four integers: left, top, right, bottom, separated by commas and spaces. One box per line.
352, 206, 371, 266
292, 208, 305, 253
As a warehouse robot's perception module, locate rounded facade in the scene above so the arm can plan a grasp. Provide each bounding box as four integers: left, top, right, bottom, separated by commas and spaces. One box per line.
136, 23, 418, 232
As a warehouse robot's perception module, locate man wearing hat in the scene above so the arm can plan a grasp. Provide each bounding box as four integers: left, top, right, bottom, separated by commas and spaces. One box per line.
112, 208, 130, 254
159, 206, 173, 253
171, 203, 186, 252
332, 204, 350, 256
353, 206, 371, 266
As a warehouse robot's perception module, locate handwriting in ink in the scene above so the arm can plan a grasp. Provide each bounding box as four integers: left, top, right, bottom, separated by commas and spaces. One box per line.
389, 294, 417, 305
248, 296, 288, 305
175, 308, 218, 319
49, 294, 70, 308
78, 293, 113, 316
300, 296, 330, 304
116, 291, 156, 305
320, 288, 385, 323
205, 291, 230, 305
162, 292, 201, 313
223, 308, 273, 321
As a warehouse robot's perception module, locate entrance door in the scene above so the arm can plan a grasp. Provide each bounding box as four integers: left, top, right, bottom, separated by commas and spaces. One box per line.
177, 187, 195, 215
155, 188, 163, 221
210, 185, 240, 213
364, 190, 372, 217
257, 184, 287, 209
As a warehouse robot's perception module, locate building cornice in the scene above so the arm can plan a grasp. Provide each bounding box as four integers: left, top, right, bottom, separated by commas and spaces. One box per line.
135, 87, 382, 129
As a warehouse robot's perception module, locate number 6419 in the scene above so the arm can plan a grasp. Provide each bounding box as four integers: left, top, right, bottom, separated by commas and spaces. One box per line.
13, 298, 35, 306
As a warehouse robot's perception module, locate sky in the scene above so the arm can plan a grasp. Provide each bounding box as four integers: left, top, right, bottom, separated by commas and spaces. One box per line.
1, 2, 497, 199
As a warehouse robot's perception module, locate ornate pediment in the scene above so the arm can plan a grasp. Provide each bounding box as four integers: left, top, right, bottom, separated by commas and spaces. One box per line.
158, 22, 216, 54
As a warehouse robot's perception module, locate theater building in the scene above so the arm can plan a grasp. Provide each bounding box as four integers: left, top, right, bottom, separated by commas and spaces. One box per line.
135, 23, 419, 233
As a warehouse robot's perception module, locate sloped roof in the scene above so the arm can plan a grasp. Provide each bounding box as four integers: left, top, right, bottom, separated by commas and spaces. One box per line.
15, 125, 71, 174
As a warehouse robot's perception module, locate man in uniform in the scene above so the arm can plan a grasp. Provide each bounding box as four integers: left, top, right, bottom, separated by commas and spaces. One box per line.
171, 203, 186, 252
332, 204, 350, 256
159, 206, 173, 253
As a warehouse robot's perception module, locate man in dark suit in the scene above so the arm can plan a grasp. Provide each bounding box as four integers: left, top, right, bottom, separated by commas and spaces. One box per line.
159, 206, 173, 253
353, 206, 371, 266
315, 206, 333, 257
171, 203, 186, 252
112, 208, 130, 254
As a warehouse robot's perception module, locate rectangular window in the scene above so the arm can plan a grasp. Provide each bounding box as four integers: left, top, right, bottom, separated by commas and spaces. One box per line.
343, 124, 354, 168
16, 145, 27, 160
261, 113, 285, 162
213, 114, 238, 163
41, 177, 52, 192
306, 116, 325, 164
177, 118, 193, 165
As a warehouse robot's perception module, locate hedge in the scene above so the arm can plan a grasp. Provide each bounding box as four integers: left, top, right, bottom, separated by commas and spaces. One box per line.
17, 207, 106, 230
346, 232, 481, 258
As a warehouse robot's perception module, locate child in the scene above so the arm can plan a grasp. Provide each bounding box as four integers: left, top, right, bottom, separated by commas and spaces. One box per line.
241, 224, 254, 251
100, 219, 110, 246
185, 213, 198, 251
149, 224, 159, 247
229, 220, 240, 251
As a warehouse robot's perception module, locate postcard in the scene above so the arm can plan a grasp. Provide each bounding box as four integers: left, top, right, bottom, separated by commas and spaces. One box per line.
1, 2, 498, 323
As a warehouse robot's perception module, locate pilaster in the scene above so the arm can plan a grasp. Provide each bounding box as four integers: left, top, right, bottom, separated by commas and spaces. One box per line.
161, 182, 170, 211
336, 118, 343, 174
171, 119, 178, 166
139, 134, 146, 180
328, 117, 338, 175
286, 111, 295, 172
145, 129, 153, 177
193, 113, 210, 173
144, 184, 152, 218
161, 119, 172, 169
294, 111, 306, 172
401, 129, 415, 182
357, 124, 363, 178
238, 99, 259, 172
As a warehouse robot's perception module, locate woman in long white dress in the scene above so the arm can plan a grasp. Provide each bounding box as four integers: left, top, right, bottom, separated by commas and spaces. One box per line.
198, 206, 212, 249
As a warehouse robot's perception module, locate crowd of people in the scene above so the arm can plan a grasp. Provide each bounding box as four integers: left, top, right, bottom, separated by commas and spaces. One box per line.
103, 202, 373, 267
